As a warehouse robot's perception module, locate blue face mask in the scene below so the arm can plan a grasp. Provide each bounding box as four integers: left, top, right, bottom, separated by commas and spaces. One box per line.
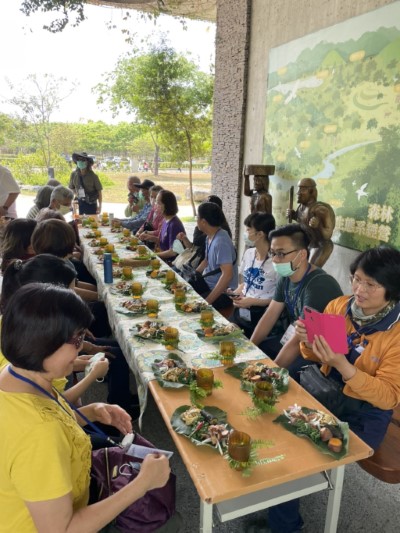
77, 160, 87, 170
272, 251, 301, 277
138, 190, 144, 200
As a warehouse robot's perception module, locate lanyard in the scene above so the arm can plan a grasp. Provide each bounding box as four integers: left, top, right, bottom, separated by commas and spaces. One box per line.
7, 365, 120, 447
244, 249, 268, 296
284, 263, 312, 319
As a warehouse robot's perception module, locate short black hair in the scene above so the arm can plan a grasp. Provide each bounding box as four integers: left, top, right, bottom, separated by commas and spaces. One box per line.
244, 212, 276, 240
350, 246, 400, 301
1, 218, 37, 272
2, 283, 93, 372
158, 190, 178, 216
197, 202, 225, 227
1, 254, 77, 312
269, 224, 310, 251
31, 219, 76, 257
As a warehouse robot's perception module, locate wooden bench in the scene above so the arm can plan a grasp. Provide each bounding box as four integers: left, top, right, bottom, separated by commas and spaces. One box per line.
358, 405, 400, 483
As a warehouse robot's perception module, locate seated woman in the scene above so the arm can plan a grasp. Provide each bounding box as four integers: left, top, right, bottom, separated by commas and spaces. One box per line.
229, 212, 278, 337
0, 256, 109, 405
31, 219, 98, 301
195, 202, 238, 310
0, 218, 37, 272
175, 195, 231, 269
26, 185, 54, 220
267, 246, 400, 533
0, 283, 170, 532
143, 190, 185, 264
135, 185, 164, 248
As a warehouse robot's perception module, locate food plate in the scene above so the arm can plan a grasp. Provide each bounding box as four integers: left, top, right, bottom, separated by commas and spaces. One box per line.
115, 299, 147, 316
152, 354, 195, 388
273, 405, 349, 459
171, 405, 233, 453
225, 363, 289, 394
163, 282, 189, 294
110, 281, 132, 296
130, 252, 153, 260
110, 227, 123, 233
176, 301, 210, 314
83, 231, 98, 239
195, 324, 243, 342
133, 321, 166, 342
145, 269, 168, 280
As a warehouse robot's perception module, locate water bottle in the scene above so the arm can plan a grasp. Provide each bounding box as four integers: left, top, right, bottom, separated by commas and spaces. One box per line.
103, 253, 113, 284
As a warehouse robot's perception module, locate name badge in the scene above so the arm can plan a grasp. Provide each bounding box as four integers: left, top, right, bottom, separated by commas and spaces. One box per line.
78, 187, 86, 199
239, 308, 251, 322
280, 324, 296, 345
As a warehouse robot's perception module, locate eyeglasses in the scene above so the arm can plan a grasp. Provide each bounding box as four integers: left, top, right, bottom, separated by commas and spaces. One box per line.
67, 331, 85, 349
269, 249, 299, 259
349, 275, 383, 293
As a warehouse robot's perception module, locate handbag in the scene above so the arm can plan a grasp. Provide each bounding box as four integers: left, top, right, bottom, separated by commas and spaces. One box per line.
91, 433, 176, 533
299, 364, 345, 414
181, 264, 221, 295
172, 246, 202, 273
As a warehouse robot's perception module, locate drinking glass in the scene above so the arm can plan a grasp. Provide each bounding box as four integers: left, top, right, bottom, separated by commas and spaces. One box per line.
228, 430, 251, 465
131, 282, 143, 299
196, 368, 214, 395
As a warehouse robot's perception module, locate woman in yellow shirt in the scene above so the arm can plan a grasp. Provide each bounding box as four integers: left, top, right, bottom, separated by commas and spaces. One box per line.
0, 284, 170, 532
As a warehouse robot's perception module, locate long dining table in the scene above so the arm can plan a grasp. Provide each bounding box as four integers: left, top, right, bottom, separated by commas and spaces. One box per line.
80, 221, 372, 533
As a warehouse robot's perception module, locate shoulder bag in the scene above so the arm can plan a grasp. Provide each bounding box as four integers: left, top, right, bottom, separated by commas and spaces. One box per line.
91, 433, 177, 533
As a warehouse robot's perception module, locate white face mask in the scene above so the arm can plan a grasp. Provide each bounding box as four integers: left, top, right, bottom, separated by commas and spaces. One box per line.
58, 204, 71, 215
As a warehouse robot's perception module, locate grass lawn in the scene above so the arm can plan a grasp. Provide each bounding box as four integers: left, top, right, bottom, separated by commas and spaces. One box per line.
103, 170, 212, 205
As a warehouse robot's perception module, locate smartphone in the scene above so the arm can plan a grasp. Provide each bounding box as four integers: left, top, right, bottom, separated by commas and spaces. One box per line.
225, 292, 240, 299
303, 306, 348, 353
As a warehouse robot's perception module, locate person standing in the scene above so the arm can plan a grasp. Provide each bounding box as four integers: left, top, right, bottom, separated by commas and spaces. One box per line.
69, 152, 102, 215
0, 164, 20, 219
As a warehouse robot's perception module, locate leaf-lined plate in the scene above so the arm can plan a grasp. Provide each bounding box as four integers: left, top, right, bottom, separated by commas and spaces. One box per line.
195, 324, 243, 342
273, 405, 349, 459
115, 300, 147, 316
225, 363, 289, 394
152, 354, 195, 388
176, 301, 210, 314
171, 405, 233, 453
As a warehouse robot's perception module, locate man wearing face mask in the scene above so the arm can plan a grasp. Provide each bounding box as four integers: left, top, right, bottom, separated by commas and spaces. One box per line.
250, 224, 342, 377
48, 185, 74, 216
124, 176, 144, 218
112, 179, 155, 233
69, 152, 102, 215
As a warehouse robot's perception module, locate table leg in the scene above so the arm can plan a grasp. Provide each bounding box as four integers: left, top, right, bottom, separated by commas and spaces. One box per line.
324, 465, 345, 533
200, 500, 213, 533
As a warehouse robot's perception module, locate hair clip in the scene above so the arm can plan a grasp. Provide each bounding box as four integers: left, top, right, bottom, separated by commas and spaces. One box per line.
14, 259, 23, 271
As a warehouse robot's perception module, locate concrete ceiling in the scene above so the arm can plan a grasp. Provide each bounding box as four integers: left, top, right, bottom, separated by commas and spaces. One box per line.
87, 0, 216, 22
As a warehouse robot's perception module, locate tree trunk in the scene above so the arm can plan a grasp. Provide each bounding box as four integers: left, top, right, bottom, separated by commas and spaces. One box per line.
153, 143, 159, 177
187, 133, 196, 217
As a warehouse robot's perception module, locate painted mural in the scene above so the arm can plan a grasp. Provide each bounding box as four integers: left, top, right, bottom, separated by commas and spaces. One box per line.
264, 2, 400, 251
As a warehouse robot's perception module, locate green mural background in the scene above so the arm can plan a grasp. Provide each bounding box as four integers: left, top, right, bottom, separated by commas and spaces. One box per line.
264, 2, 400, 251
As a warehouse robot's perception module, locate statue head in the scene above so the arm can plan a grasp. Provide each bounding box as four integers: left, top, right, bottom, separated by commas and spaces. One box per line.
254, 175, 270, 193
297, 178, 317, 205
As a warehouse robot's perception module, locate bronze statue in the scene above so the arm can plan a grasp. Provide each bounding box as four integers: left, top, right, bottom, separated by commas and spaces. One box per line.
287, 178, 335, 267
243, 164, 274, 214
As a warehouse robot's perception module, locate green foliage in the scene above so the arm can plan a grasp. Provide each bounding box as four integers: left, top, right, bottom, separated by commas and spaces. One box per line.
20, 0, 86, 32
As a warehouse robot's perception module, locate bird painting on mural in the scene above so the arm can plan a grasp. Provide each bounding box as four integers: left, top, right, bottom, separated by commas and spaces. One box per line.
355, 183, 368, 201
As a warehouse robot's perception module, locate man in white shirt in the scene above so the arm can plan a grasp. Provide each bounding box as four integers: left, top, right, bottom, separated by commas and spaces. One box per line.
0, 165, 20, 219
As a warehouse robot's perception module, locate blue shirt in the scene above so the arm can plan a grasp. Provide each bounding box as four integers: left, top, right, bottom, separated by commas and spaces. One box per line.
121, 202, 152, 231
203, 228, 238, 290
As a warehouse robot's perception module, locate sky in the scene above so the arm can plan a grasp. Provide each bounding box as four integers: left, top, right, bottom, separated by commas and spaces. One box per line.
0, 2, 215, 123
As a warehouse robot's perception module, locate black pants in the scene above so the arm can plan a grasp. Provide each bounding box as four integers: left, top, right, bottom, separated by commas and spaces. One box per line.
78, 199, 97, 215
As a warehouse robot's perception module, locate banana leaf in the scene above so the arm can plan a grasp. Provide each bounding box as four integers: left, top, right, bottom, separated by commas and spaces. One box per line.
171, 405, 232, 452
195, 327, 243, 343
152, 355, 195, 389
273, 407, 349, 459
225, 363, 289, 394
